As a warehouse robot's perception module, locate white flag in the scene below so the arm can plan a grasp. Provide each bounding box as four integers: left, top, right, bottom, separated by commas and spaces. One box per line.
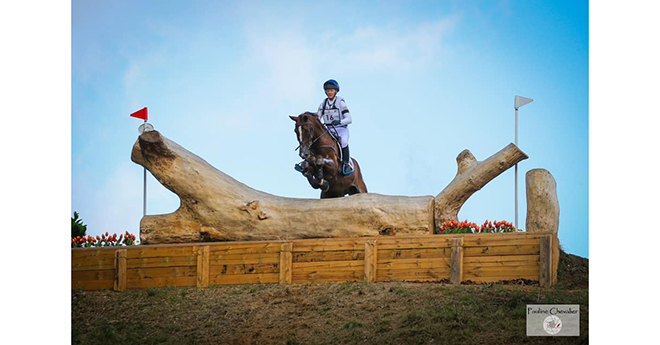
515, 95, 533, 109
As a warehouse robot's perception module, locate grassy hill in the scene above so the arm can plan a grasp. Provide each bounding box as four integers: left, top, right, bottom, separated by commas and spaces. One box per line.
72, 250, 588, 344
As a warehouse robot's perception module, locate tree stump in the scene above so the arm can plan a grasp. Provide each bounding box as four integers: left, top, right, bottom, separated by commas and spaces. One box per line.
525, 168, 560, 233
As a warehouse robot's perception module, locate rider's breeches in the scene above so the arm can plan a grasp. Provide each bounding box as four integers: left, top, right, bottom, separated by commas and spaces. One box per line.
334, 126, 349, 148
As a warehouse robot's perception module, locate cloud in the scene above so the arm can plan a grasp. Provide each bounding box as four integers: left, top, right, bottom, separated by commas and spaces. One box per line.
244, 27, 317, 102
243, 14, 460, 99
337, 16, 460, 71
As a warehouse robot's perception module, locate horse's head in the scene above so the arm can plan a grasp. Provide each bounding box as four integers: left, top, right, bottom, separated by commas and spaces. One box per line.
290, 112, 324, 160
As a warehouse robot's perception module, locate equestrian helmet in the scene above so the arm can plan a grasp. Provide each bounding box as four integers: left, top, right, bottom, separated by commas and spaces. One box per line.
323, 79, 340, 92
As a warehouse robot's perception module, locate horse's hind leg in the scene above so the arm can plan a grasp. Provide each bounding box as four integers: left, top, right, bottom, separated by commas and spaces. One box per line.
352, 158, 368, 193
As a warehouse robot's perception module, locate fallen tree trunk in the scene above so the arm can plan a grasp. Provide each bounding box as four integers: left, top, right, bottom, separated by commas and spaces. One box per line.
132, 131, 527, 244
132, 131, 434, 244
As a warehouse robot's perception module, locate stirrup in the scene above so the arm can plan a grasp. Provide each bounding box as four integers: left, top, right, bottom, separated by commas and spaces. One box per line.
342, 163, 354, 175
294, 163, 304, 173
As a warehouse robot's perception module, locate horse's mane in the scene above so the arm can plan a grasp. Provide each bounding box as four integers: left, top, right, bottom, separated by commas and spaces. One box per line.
300, 111, 324, 129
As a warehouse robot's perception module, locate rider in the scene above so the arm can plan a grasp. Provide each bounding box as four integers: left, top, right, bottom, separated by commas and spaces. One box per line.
318, 79, 354, 175
295, 79, 354, 175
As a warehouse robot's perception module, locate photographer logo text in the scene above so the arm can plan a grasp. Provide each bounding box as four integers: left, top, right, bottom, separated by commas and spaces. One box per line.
526, 304, 579, 336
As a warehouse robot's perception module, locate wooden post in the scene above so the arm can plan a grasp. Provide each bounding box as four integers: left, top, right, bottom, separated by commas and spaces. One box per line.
539, 235, 553, 288
279, 242, 293, 284
196, 246, 210, 288
450, 238, 463, 285
364, 240, 377, 283
552, 233, 560, 286
114, 249, 127, 292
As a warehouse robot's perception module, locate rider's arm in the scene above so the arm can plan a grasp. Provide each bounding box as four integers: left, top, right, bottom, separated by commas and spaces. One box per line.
339, 100, 352, 126
316, 100, 325, 121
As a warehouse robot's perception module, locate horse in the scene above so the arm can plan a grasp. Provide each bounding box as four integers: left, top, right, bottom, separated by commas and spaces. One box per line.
290, 112, 368, 198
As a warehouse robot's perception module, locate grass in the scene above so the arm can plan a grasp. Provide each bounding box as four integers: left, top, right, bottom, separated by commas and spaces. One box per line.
72, 250, 588, 344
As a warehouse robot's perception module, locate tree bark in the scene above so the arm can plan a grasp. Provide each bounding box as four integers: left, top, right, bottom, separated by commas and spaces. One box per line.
132, 131, 527, 244
132, 131, 434, 244
433, 144, 529, 230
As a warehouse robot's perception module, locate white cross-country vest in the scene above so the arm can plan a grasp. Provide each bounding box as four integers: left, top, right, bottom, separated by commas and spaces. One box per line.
317, 96, 351, 127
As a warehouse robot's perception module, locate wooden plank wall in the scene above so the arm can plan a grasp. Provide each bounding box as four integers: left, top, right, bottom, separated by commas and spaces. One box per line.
374, 236, 453, 282
209, 242, 282, 285
290, 238, 366, 283
71, 232, 558, 291
72, 247, 116, 290
462, 232, 545, 283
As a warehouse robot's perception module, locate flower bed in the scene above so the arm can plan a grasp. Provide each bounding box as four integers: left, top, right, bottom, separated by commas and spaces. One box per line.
438, 219, 517, 234
71, 231, 138, 248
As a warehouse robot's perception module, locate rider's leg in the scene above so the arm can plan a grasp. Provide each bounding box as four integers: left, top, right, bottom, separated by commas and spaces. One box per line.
335, 127, 353, 175
342, 146, 353, 175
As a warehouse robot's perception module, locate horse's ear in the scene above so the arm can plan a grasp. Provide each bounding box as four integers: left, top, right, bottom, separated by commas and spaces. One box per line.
289, 115, 298, 122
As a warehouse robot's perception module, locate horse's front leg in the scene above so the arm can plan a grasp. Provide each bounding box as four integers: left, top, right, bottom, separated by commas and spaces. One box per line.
313, 156, 336, 192
300, 161, 322, 189
305, 171, 321, 189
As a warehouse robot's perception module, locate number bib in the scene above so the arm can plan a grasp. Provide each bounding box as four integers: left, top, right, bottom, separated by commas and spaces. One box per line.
321, 108, 340, 124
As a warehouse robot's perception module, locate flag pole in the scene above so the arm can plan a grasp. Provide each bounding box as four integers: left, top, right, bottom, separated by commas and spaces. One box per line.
513, 96, 533, 230
515, 107, 519, 230
143, 119, 147, 217
131, 107, 150, 218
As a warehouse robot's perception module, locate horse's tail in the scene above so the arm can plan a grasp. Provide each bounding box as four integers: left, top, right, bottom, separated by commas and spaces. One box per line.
352, 158, 368, 193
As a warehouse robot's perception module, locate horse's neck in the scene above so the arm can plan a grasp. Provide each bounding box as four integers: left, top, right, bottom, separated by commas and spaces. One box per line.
314, 127, 333, 146
312, 126, 339, 156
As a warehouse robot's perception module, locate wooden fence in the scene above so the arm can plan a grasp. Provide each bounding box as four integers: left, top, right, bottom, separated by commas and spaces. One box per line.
71, 231, 559, 291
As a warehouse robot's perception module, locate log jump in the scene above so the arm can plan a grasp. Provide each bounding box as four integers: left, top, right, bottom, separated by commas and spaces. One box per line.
131, 131, 528, 244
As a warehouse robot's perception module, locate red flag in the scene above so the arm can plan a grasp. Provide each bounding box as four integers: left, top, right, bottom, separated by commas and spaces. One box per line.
130, 107, 148, 120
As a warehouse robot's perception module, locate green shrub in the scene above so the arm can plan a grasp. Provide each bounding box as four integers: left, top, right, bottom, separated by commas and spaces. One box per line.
71, 211, 87, 238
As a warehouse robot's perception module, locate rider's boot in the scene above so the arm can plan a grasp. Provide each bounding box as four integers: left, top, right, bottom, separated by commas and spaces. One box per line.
342, 146, 353, 175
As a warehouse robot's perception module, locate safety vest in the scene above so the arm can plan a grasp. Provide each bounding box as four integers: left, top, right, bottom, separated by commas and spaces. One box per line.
317, 96, 351, 127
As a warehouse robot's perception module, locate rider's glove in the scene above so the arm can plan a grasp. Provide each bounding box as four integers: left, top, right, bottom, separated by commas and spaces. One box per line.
331, 120, 340, 126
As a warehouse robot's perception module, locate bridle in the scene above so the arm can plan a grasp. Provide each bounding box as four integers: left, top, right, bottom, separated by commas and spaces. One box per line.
294, 123, 331, 153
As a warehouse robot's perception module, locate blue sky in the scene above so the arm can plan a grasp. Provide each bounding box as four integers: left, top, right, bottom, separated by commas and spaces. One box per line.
71, 0, 589, 257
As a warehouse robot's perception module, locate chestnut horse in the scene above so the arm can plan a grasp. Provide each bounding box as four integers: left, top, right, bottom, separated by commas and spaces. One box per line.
290, 112, 367, 198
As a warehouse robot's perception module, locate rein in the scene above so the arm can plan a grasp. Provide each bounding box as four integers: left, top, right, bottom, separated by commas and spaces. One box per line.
294, 124, 331, 153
